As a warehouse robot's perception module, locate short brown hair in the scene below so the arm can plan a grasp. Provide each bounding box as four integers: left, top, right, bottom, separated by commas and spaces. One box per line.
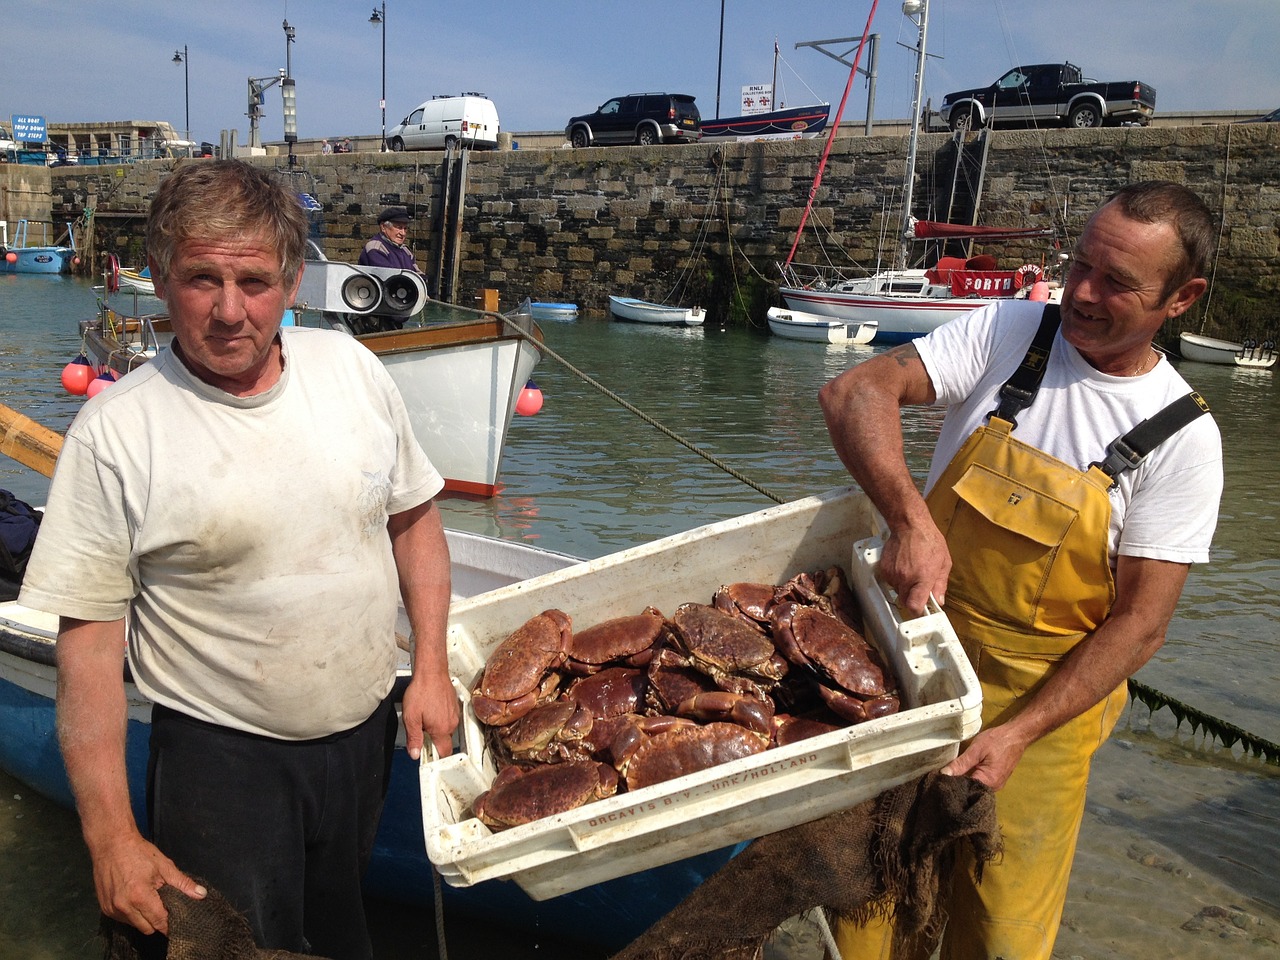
1103, 181, 1215, 300
146, 160, 309, 286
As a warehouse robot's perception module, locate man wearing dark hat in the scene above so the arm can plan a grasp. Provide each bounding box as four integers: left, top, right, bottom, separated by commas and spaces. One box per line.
358, 205, 422, 274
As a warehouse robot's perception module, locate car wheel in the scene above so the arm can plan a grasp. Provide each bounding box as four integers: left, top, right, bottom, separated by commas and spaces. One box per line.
389, 138, 405, 151
949, 107, 979, 134
570, 127, 590, 148
1067, 103, 1102, 128
636, 125, 658, 146
445, 135, 458, 151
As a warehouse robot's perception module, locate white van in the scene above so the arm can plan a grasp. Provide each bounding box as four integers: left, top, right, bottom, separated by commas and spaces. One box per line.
385, 94, 500, 151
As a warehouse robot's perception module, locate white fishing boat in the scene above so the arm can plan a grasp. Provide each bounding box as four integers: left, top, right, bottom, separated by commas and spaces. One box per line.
776, 0, 1057, 343
609, 295, 705, 326
1178, 332, 1276, 369
117, 264, 155, 296
766, 306, 877, 344
75, 290, 544, 499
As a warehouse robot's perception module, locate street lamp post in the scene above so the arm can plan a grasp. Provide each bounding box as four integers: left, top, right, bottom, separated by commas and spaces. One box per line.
369, 3, 386, 151
282, 20, 297, 166
172, 45, 189, 142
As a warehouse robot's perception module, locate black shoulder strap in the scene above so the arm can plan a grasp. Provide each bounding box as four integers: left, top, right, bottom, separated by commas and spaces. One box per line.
1090, 391, 1212, 483
990, 303, 1060, 426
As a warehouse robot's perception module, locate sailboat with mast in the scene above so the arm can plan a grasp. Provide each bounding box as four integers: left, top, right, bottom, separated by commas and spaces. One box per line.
776, 0, 1058, 343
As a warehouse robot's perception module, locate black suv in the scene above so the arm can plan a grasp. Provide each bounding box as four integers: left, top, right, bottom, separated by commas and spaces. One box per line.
566, 93, 701, 147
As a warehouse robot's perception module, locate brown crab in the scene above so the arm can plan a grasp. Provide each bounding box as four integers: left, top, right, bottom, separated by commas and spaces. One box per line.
471, 609, 572, 726
667, 602, 789, 698
494, 699, 594, 765
566, 607, 667, 675
769, 600, 899, 724
618, 721, 770, 792
563, 666, 649, 719
711, 582, 778, 628
472, 760, 619, 830
675, 690, 775, 736
644, 648, 721, 714
776, 567, 864, 630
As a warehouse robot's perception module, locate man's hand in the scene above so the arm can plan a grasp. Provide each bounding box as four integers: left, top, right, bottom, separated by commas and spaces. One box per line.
880, 518, 952, 616
402, 668, 460, 760
90, 832, 206, 936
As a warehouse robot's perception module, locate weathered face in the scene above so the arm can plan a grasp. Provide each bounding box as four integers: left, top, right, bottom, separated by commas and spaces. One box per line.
380, 220, 409, 244
1060, 203, 1205, 375
151, 235, 303, 396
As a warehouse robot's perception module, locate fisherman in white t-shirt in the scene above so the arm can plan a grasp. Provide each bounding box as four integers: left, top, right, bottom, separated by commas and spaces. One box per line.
20, 160, 458, 960
818, 181, 1223, 960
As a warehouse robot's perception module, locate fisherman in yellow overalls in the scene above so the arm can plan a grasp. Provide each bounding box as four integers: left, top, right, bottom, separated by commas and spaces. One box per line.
818, 181, 1224, 959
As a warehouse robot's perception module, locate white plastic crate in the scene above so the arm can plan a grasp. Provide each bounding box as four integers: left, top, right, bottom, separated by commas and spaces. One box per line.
422, 487, 981, 900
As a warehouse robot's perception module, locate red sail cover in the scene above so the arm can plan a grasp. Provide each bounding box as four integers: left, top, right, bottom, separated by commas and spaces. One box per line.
912, 220, 1055, 240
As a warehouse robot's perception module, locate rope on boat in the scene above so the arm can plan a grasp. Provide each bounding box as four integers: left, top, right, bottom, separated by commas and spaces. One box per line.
1128, 678, 1280, 764
493, 316, 1280, 768
505, 318, 789, 505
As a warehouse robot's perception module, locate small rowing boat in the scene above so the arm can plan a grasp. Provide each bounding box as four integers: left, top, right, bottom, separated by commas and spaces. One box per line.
609, 296, 705, 326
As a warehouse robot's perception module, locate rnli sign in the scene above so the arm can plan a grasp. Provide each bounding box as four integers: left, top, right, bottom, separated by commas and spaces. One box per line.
740, 84, 772, 115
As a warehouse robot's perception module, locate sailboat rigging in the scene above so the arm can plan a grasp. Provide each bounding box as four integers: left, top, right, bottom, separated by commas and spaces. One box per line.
776, 0, 1060, 344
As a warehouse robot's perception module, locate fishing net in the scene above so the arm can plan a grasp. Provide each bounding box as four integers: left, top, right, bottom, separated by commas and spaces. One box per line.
611, 771, 1000, 960
99, 881, 322, 960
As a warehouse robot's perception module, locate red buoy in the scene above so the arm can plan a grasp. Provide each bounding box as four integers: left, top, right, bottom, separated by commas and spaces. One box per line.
4, 252, 16, 264
515, 380, 543, 416
61, 356, 94, 395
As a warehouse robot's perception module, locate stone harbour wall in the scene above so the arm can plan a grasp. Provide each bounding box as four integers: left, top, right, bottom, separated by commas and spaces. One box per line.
48, 123, 1280, 336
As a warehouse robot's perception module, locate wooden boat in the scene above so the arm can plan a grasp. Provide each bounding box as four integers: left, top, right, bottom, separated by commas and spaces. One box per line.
117, 265, 155, 296
1, 219, 75, 274
775, 0, 1057, 343
701, 102, 830, 140
609, 295, 705, 326
77, 294, 545, 499
766, 305, 876, 344
1178, 332, 1277, 369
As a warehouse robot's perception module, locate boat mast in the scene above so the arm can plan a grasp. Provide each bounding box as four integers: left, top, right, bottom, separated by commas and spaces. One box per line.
896, 0, 930, 270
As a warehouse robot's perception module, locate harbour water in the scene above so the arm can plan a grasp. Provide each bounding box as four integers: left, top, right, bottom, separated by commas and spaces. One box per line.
1, 274, 1277, 958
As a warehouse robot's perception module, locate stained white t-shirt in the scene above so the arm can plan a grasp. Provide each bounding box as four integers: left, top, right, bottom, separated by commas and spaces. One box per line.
914, 300, 1222, 564
20, 326, 444, 739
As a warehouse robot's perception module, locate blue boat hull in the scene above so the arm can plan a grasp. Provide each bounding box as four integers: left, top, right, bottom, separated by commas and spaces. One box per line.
2, 247, 73, 273
0, 650, 736, 951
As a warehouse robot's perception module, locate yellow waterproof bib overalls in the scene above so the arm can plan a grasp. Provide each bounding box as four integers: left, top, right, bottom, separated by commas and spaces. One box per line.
835, 308, 1208, 960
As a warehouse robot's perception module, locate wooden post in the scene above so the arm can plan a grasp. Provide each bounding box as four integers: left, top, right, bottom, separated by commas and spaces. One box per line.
477, 288, 499, 313
0, 402, 64, 479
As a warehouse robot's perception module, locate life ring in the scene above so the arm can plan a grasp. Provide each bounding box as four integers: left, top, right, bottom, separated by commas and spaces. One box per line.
1014, 263, 1042, 289
107, 254, 120, 293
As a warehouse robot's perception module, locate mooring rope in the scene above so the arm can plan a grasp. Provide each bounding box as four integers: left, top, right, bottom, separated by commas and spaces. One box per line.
513, 322, 789, 505
495, 314, 1278, 767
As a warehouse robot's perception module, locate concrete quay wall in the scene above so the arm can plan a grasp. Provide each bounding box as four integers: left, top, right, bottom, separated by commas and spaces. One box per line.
47, 123, 1280, 335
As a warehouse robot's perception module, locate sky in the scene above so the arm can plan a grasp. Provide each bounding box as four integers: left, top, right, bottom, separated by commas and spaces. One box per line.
3, 0, 1278, 145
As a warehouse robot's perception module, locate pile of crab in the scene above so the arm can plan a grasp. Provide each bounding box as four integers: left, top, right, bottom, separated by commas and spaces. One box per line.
468, 566, 901, 831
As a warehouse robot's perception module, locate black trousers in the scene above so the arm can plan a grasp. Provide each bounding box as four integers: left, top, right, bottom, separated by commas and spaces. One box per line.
146, 697, 398, 960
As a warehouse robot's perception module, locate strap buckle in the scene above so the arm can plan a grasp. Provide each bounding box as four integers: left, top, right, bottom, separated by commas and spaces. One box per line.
1092, 435, 1144, 480
990, 383, 1035, 426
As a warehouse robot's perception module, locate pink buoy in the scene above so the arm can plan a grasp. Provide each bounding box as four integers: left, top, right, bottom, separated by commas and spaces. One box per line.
1028, 280, 1050, 302
86, 371, 116, 399
515, 380, 543, 416
61, 355, 94, 396
4, 252, 16, 264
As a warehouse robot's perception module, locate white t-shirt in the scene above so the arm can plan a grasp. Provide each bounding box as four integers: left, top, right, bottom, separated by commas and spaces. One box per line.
915, 300, 1222, 565
20, 326, 444, 739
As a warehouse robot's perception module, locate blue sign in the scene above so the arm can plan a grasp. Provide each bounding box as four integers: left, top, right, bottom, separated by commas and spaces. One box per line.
11, 114, 47, 143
